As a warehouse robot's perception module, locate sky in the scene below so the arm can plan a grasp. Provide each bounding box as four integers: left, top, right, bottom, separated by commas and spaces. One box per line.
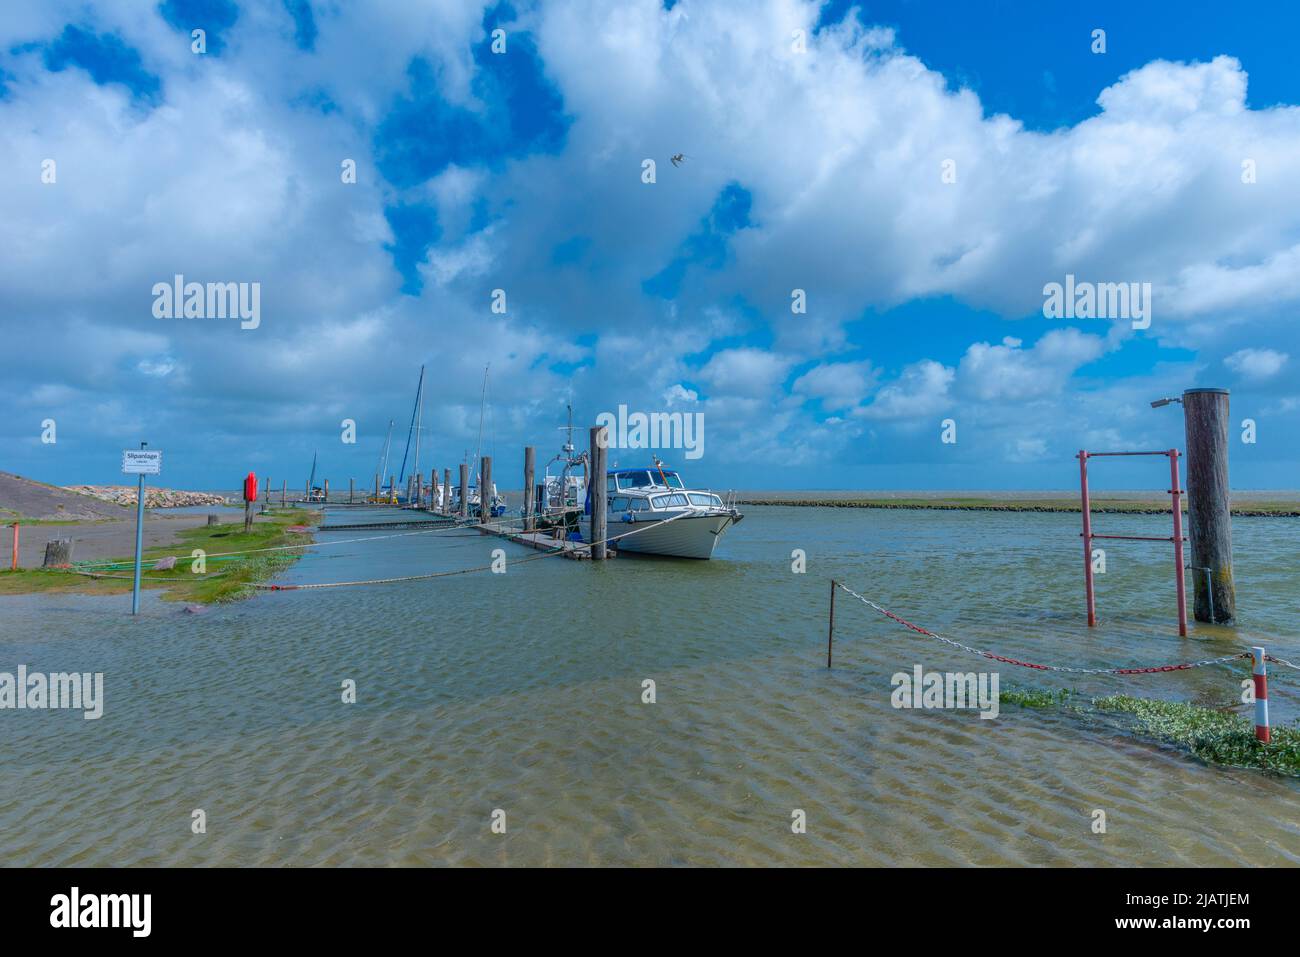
2, 0, 1298, 492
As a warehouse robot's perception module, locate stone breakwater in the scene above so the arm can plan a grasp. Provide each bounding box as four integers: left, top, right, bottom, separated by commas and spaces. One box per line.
63, 485, 230, 509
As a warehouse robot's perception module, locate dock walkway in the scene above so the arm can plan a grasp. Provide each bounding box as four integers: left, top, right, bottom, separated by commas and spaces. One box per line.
476, 524, 613, 560
321, 517, 461, 531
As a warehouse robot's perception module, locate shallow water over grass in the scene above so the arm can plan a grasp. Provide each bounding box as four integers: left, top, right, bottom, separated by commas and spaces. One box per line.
2, 504, 1297, 865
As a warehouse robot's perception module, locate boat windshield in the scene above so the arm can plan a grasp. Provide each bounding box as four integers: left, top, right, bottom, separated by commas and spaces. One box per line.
688, 492, 723, 508
616, 470, 684, 490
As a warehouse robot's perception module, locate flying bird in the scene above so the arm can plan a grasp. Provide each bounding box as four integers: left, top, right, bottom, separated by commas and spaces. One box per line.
670, 153, 686, 167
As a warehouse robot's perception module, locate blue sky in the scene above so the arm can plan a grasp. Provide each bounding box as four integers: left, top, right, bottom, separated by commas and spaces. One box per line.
2, 0, 1299, 492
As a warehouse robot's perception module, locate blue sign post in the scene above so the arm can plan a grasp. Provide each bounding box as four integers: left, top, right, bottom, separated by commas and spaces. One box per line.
122, 444, 162, 616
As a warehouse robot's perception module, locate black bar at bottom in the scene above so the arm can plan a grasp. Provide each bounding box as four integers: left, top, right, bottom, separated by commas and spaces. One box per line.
0, 867, 1276, 943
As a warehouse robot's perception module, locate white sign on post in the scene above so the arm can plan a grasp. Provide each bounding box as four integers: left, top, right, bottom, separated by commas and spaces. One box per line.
122, 449, 163, 475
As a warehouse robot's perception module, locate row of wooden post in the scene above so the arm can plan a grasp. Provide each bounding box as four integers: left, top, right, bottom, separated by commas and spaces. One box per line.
462, 427, 609, 556
287, 423, 614, 558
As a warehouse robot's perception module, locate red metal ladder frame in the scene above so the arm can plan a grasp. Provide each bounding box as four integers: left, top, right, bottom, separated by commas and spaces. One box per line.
1078, 449, 1187, 637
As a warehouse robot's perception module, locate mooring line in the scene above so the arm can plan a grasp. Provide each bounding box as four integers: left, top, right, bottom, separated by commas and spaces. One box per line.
71, 569, 234, 583
834, 582, 1258, 676
68, 515, 515, 571
248, 511, 692, 591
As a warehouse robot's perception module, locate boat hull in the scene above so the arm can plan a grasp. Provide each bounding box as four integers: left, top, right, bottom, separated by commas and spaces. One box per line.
592, 512, 737, 559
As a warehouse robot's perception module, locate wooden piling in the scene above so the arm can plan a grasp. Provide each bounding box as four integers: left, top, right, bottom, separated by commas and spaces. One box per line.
590, 426, 607, 559
281, 479, 286, 507
1183, 388, 1235, 624
43, 538, 73, 567
459, 463, 469, 518
388, 475, 395, 504
443, 468, 451, 514
374, 473, 380, 502
349, 478, 354, 504
480, 456, 493, 524
523, 445, 536, 531
324, 479, 329, 504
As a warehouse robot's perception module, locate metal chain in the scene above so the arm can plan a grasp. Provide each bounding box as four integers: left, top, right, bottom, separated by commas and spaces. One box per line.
1266, 654, 1300, 671
834, 582, 1253, 676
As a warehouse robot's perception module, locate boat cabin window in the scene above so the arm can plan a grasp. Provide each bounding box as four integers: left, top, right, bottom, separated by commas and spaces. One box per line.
651, 493, 689, 509
688, 492, 723, 508
661, 471, 684, 488
609, 497, 629, 512
629, 497, 651, 512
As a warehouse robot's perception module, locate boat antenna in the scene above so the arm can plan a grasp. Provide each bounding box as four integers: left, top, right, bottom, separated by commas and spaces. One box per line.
560, 402, 575, 457
652, 453, 669, 488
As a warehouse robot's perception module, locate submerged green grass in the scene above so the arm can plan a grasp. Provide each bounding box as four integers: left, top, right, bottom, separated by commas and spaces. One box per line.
998, 686, 1076, 709
0, 509, 318, 604
1093, 694, 1300, 776
997, 683, 1300, 776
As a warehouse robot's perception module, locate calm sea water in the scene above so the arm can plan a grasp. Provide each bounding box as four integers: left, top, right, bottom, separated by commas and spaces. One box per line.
3, 503, 1298, 866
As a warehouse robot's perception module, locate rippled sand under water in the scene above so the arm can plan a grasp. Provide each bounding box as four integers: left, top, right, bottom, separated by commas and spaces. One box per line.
2, 506, 1298, 866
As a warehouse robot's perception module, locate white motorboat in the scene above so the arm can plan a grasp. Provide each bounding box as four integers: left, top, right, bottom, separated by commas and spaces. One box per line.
452, 482, 507, 518
584, 461, 743, 559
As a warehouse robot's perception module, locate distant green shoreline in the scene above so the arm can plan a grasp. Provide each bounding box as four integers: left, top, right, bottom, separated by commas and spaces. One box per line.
737, 497, 1300, 516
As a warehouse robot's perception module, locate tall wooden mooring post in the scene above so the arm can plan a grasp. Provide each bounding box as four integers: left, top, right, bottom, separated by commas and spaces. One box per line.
589, 426, 608, 559
480, 456, 493, 524
1183, 388, 1235, 624
523, 446, 535, 531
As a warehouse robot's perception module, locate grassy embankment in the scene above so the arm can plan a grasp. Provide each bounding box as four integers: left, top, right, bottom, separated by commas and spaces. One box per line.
0, 508, 319, 604
999, 685, 1300, 776
738, 496, 1300, 515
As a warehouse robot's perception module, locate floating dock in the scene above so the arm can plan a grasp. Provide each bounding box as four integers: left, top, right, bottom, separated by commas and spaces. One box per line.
476, 523, 614, 560
321, 517, 462, 531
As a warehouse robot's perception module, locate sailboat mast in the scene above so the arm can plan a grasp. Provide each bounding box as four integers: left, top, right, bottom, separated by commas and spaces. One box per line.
379, 420, 394, 490
474, 363, 489, 472
396, 365, 424, 486
413, 364, 425, 479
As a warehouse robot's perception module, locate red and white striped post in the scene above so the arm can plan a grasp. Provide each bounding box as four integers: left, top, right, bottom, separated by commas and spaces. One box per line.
1078, 450, 1096, 627
1252, 646, 1270, 743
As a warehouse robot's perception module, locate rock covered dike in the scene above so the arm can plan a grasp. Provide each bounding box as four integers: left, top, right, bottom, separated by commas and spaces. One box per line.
63, 485, 230, 509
